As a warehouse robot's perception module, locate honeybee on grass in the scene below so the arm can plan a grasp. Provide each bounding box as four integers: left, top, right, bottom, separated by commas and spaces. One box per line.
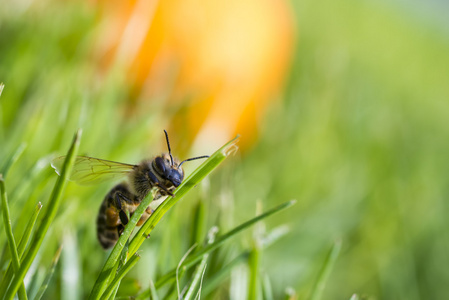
52, 130, 208, 249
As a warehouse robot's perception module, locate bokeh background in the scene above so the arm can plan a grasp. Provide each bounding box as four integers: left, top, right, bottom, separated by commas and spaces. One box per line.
1, 0, 449, 299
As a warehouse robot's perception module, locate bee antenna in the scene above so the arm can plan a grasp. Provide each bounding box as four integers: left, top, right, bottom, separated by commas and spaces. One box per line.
179, 155, 209, 167
164, 130, 174, 166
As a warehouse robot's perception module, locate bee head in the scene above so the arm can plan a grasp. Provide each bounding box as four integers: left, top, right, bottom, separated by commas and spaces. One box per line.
153, 155, 184, 187
152, 130, 209, 188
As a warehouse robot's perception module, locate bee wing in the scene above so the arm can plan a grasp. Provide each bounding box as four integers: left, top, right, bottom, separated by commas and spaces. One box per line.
51, 156, 136, 185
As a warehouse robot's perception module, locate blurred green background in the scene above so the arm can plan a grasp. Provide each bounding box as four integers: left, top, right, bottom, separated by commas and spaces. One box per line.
1, 0, 449, 299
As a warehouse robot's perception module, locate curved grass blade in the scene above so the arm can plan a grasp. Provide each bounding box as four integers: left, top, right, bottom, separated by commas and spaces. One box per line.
101, 254, 141, 300
308, 239, 342, 300
4, 129, 82, 300
128, 136, 239, 257
155, 200, 296, 289
0, 176, 27, 300
184, 228, 217, 300
0, 202, 42, 296
193, 265, 207, 300
177, 244, 198, 299
34, 245, 63, 300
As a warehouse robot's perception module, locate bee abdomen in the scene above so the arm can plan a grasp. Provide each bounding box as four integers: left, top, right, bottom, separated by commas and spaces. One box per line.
96, 198, 118, 249
96, 183, 131, 249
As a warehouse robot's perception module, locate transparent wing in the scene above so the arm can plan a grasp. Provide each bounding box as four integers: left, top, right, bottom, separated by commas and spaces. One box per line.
51, 156, 136, 185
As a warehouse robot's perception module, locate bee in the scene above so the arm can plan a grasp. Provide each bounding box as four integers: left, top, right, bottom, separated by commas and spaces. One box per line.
52, 130, 208, 249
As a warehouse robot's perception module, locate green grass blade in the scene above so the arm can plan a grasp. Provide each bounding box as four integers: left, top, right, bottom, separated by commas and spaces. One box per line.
105, 240, 130, 300
0, 176, 27, 300
0, 202, 42, 296
0, 203, 42, 291
184, 227, 217, 300
176, 244, 198, 299
4, 129, 82, 300
308, 239, 342, 300
183, 253, 208, 300
88, 192, 154, 300
128, 136, 240, 257
17, 202, 43, 255
191, 199, 206, 248
155, 200, 296, 289
247, 244, 261, 300
202, 226, 289, 297
33, 245, 63, 300
0, 143, 27, 178
262, 274, 274, 300
101, 254, 141, 300
148, 280, 159, 300
202, 252, 249, 297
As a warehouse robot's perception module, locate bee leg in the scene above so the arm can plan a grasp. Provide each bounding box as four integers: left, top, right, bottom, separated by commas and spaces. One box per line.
158, 185, 174, 197
148, 171, 174, 196
117, 224, 125, 236
119, 210, 129, 226
114, 193, 130, 225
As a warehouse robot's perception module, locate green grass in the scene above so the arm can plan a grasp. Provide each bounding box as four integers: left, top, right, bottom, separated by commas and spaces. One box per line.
1, 0, 449, 299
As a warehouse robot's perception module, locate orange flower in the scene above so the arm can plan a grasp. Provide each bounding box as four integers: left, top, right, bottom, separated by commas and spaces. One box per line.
96, 0, 295, 152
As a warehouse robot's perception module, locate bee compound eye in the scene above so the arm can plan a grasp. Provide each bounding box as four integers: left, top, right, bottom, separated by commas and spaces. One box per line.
154, 156, 166, 174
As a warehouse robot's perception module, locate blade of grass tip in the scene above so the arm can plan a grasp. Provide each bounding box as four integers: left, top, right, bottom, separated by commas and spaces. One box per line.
88, 192, 154, 300
101, 254, 141, 300
0, 175, 28, 300
0, 202, 42, 296
33, 245, 63, 300
128, 136, 240, 257
4, 129, 82, 300
155, 200, 296, 289
349, 294, 360, 300
184, 227, 218, 300
1, 143, 27, 177
308, 239, 342, 300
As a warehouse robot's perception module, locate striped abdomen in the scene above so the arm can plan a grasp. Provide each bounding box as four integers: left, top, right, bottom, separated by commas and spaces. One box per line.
96, 183, 152, 249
